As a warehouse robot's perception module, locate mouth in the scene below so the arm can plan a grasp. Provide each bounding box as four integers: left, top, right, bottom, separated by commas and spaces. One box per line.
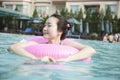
43, 32, 48, 35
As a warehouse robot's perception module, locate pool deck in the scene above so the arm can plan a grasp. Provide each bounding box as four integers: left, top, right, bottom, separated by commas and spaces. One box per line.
0, 31, 103, 41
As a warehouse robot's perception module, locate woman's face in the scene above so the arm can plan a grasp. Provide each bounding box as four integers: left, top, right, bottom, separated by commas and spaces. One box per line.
42, 17, 62, 39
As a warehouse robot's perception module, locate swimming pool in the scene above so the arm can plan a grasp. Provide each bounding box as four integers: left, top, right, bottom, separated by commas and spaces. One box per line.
0, 33, 120, 80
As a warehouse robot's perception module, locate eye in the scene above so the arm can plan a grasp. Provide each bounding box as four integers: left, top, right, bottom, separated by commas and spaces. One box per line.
48, 24, 51, 27
44, 23, 52, 27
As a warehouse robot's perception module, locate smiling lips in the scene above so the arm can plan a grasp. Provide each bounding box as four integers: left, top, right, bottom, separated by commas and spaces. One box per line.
43, 31, 49, 35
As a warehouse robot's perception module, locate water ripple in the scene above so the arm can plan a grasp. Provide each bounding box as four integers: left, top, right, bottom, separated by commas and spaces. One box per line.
0, 33, 120, 80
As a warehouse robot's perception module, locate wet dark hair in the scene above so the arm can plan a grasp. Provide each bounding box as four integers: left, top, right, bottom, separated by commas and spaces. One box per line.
51, 14, 72, 40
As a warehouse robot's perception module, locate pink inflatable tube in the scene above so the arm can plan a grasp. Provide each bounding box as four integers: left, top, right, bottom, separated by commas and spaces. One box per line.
24, 37, 91, 62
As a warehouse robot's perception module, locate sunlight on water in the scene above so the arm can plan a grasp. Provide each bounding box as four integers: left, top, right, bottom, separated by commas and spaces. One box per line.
0, 33, 120, 80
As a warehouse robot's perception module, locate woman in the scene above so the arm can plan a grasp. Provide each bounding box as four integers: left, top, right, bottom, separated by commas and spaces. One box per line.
108, 33, 115, 43
103, 33, 108, 42
8, 14, 96, 62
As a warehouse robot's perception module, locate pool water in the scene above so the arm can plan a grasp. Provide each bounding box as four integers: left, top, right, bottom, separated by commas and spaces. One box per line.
0, 33, 120, 80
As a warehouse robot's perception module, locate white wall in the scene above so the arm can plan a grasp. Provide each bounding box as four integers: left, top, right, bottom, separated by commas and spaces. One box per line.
2, 0, 120, 18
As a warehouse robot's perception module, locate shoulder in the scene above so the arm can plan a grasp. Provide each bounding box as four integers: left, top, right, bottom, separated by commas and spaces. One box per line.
13, 41, 39, 48
25, 37, 47, 44
62, 39, 86, 50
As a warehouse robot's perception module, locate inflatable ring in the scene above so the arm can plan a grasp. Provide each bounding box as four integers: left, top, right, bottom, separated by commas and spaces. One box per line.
24, 37, 91, 62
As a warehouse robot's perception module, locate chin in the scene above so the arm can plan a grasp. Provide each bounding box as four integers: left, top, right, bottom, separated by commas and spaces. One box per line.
43, 35, 49, 39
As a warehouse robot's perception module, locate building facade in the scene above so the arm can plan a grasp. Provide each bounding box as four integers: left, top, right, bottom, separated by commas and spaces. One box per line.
0, 0, 119, 18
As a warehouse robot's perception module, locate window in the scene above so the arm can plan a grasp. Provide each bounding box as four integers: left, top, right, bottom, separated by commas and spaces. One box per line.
106, 5, 117, 15
16, 5, 23, 12
36, 6, 49, 17
70, 5, 79, 14
56, 6, 65, 14
85, 5, 100, 14
23, 5, 28, 15
6, 5, 13, 10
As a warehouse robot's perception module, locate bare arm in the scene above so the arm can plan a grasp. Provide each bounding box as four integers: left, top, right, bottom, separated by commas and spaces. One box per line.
57, 41, 96, 62
8, 40, 96, 62
8, 41, 38, 59
8, 41, 56, 62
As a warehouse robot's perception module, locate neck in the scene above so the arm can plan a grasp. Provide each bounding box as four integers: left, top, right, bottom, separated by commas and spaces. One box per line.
48, 38, 61, 44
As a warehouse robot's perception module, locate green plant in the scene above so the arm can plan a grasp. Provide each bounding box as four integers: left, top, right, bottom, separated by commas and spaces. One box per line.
104, 6, 112, 22
76, 8, 83, 21
91, 32, 98, 39
90, 8, 100, 33
113, 15, 118, 33
33, 8, 38, 18
15, 6, 19, 11
85, 9, 91, 23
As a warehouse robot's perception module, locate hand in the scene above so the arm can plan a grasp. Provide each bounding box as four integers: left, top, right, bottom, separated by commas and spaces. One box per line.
7, 47, 13, 53
39, 56, 56, 63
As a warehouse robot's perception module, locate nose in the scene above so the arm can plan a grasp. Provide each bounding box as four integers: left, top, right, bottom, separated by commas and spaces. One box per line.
43, 25, 47, 32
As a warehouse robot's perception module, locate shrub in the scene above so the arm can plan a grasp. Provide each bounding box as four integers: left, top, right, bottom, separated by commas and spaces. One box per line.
91, 33, 98, 39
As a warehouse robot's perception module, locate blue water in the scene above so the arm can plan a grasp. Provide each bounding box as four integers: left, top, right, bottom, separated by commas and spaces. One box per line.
0, 33, 120, 80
